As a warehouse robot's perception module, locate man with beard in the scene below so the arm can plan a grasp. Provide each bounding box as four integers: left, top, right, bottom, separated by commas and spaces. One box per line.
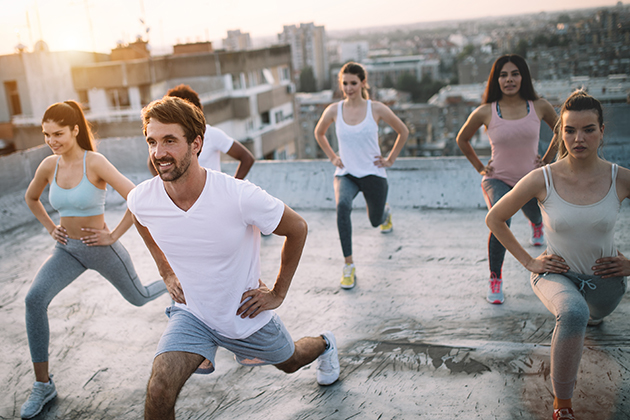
127, 96, 339, 419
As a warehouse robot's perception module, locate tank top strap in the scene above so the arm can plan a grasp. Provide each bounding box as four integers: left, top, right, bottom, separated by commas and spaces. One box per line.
82, 150, 88, 175
53, 156, 61, 182
542, 165, 553, 198
366, 100, 374, 123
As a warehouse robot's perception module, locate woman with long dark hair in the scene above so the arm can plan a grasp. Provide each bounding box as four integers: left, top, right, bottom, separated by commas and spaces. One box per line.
486, 90, 630, 420
314, 62, 408, 289
20, 100, 167, 418
457, 54, 558, 304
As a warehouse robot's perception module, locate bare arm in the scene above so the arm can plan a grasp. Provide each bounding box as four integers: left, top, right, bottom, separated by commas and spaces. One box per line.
456, 105, 492, 175
24, 157, 67, 243
225, 141, 255, 180
593, 166, 630, 278
132, 214, 185, 303
314, 104, 344, 168
372, 101, 409, 168
81, 153, 137, 245
237, 205, 308, 318
486, 168, 569, 274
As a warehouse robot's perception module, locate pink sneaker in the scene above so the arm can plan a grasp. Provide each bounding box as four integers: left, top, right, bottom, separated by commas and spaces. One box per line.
530, 222, 545, 246
553, 407, 575, 420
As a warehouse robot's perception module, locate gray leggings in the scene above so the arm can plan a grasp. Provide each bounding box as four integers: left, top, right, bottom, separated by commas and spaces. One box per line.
334, 174, 388, 258
531, 270, 626, 399
25, 238, 167, 363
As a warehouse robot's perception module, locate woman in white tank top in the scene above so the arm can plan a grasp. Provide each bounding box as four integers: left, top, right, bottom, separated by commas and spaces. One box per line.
314, 62, 409, 289
486, 91, 630, 420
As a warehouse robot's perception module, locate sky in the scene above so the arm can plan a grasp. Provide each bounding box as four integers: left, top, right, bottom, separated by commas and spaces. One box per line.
0, 0, 620, 55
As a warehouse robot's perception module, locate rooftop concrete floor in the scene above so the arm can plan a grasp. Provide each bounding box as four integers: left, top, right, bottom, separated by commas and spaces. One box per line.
2, 204, 630, 420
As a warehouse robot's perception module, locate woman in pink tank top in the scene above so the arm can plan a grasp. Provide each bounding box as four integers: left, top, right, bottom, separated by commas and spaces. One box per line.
456, 54, 558, 305
486, 91, 630, 420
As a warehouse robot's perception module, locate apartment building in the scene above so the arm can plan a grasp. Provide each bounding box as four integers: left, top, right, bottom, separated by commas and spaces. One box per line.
2, 41, 298, 160
278, 23, 329, 91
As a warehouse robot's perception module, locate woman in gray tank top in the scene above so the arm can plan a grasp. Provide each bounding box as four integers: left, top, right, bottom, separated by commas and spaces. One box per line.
486, 90, 630, 420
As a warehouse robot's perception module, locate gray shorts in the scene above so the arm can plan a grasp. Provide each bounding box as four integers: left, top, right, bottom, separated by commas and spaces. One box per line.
156, 306, 295, 374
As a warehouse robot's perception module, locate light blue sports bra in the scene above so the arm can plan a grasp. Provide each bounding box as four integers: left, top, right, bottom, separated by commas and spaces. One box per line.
48, 151, 107, 217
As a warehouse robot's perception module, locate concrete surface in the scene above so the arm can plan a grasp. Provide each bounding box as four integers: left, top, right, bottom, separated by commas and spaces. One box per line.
2, 202, 630, 420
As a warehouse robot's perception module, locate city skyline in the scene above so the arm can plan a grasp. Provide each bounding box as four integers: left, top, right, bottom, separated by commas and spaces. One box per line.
0, 0, 620, 56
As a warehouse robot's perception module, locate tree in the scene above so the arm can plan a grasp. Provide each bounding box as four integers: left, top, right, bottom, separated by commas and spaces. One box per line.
299, 67, 317, 92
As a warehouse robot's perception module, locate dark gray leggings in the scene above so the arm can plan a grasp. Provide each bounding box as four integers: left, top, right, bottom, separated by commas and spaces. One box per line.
25, 238, 167, 363
334, 174, 388, 258
531, 270, 626, 399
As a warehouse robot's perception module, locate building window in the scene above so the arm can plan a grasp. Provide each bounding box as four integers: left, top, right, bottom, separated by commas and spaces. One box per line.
4, 81, 22, 116
274, 110, 283, 123
106, 88, 130, 109
261, 111, 270, 125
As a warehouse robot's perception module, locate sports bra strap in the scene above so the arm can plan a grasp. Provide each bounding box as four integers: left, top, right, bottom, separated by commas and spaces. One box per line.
542, 165, 552, 194
82, 150, 87, 174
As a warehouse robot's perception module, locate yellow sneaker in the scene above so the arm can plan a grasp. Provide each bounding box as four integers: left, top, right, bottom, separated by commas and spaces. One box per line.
380, 204, 393, 233
340, 264, 356, 289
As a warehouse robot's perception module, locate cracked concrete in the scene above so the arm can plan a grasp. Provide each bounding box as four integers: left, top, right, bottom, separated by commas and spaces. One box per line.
1, 204, 630, 419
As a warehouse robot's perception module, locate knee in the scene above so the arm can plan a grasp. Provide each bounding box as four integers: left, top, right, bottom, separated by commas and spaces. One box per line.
146, 372, 175, 404
336, 200, 352, 215
25, 289, 45, 311
556, 302, 589, 329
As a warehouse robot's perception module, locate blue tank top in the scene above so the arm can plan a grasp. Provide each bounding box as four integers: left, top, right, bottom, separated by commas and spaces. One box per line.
48, 151, 107, 217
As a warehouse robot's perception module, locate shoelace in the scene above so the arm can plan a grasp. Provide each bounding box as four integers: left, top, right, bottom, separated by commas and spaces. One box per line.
489, 276, 502, 294
28, 383, 49, 402
554, 408, 575, 420
317, 351, 333, 372
343, 266, 353, 277
532, 224, 543, 239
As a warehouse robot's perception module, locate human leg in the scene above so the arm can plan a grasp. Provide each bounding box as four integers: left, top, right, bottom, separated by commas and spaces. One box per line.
74, 239, 167, 306
335, 176, 360, 287
145, 351, 204, 420
521, 196, 545, 246
25, 243, 87, 369
334, 175, 360, 259
482, 178, 513, 303
22, 244, 86, 417
355, 175, 389, 228
531, 272, 590, 408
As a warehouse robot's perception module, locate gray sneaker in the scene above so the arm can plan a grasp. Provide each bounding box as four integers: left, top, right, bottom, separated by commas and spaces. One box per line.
316, 331, 340, 385
21, 377, 57, 419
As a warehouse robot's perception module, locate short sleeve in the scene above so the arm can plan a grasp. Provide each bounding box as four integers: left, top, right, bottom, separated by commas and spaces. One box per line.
238, 181, 284, 235
206, 125, 234, 154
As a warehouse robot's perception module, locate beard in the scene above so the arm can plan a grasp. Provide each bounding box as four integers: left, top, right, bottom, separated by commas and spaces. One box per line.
153, 146, 193, 182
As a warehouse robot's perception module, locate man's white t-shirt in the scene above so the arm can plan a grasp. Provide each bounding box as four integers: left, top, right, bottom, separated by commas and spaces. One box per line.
199, 124, 234, 171
128, 170, 285, 339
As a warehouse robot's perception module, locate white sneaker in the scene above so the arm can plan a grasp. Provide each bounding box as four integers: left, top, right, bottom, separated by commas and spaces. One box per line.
21, 377, 57, 419
316, 331, 340, 385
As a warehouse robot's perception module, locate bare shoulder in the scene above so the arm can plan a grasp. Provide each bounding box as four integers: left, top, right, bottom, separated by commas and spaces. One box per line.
323, 102, 338, 120
616, 165, 630, 198
468, 103, 492, 125
533, 97, 555, 114
36, 155, 58, 177
515, 166, 548, 201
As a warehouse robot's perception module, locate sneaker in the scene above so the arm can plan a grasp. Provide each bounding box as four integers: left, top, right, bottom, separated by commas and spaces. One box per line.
340, 264, 356, 289
530, 222, 545, 246
588, 317, 603, 326
553, 407, 576, 420
316, 331, 340, 385
21, 377, 57, 419
380, 204, 393, 233
487, 275, 504, 304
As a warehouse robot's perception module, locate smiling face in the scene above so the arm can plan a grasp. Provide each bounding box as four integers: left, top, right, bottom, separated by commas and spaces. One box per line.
498, 61, 522, 97
340, 73, 365, 99
146, 119, 198, 182
42, 121, 79, 155
561, 110, 604, 160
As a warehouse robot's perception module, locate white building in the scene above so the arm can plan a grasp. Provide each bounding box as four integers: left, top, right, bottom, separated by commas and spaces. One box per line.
222, 29, 252, 51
